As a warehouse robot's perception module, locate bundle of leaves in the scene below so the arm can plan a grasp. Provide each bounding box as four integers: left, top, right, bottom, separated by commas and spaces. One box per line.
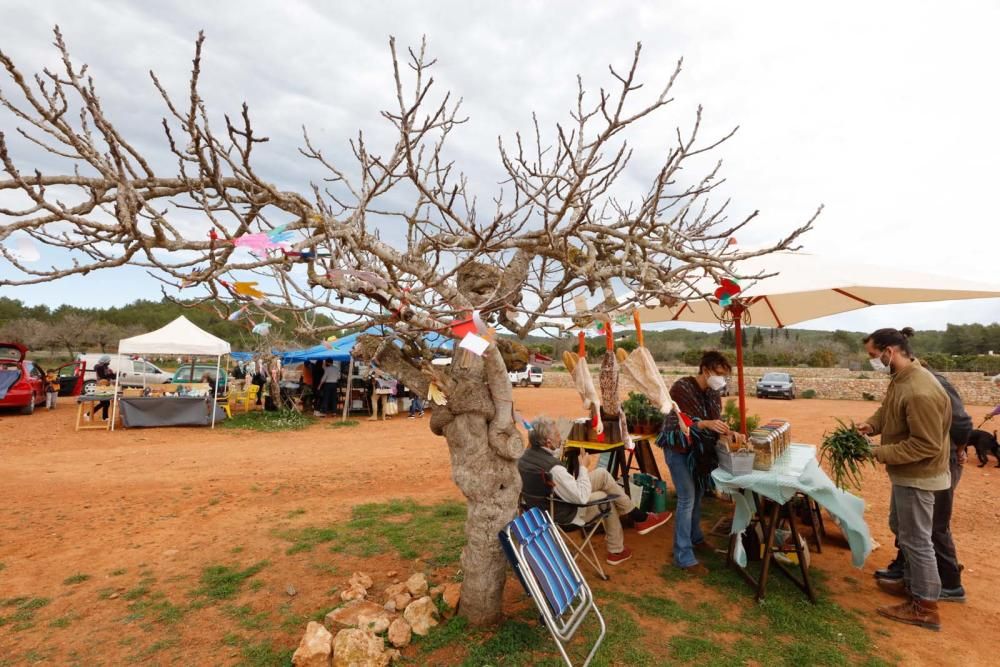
820, 419, 875, 490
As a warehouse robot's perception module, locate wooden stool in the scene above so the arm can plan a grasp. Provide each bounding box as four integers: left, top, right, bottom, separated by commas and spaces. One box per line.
75, 398, 113, 431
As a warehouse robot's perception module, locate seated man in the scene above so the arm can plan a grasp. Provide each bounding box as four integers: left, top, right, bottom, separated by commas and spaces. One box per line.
518, 415, 671, 566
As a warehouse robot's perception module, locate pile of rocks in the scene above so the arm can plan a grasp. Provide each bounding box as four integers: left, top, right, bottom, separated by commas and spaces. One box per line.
291, 570, 461, 666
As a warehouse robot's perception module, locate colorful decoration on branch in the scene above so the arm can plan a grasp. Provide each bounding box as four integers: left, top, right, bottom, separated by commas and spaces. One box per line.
251, 322, 271, 336
231, 227, 292, 253
227, 306, 248, 321
321, 335, 339, 349
232, 282, 265, 298
714, 277, 743, 308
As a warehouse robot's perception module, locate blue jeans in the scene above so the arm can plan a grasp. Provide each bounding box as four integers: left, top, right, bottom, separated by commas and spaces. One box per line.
666, 448, 704, 568
409, 396, 424, 416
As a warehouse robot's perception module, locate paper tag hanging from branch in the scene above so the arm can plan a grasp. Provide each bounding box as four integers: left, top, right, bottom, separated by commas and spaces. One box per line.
459, 332, 491, 357
227, 306, 248, 321
252, 322, 271, 335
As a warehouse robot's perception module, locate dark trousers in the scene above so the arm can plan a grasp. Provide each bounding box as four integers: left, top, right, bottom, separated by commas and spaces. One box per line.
89, 400, 110, 420
319, 382, 339, 414
892, 459, 963, 589
932, 460, 963, 589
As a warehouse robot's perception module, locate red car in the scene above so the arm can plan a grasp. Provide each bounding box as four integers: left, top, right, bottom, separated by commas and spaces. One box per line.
0, 342, 46, 414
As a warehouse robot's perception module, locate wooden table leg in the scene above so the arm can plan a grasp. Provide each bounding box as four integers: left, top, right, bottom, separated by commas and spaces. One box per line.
786, 506, 817, 602
75, 401, 84, 431
755, 500, 781, 602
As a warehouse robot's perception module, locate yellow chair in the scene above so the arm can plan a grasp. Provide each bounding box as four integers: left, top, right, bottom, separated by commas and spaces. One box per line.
243, 384, 260, 412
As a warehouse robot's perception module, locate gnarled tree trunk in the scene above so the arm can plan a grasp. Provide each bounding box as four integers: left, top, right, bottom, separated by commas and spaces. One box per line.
429, 344, 523, 625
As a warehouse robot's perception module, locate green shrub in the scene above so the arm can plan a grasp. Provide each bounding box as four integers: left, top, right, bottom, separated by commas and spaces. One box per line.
861, 392, 876, 401
723, 399, 760, 432
801, 389, 817, 399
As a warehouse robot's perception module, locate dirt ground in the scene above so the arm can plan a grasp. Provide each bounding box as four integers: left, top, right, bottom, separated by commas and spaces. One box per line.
2, 389, 999, 665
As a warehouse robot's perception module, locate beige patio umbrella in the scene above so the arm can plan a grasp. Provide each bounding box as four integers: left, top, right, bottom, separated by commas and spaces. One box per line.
638, 251, 1000, 433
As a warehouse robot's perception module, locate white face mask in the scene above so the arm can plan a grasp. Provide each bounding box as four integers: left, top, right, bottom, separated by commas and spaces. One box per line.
707, 374, 727, 391
869, 350, 893, 374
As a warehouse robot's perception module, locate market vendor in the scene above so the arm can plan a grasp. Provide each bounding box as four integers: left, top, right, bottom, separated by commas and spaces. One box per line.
518, 416, 671, 566
86, 355, 116, 422
857, 327, 951, 631
666, 350, 732, 576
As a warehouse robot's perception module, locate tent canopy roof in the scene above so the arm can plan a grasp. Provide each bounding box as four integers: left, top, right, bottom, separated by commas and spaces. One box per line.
118, 316, 232, 356
282, 327, 453, 363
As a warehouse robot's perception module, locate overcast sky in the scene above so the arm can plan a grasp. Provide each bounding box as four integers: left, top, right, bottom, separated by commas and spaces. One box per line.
1, 0, 999, 333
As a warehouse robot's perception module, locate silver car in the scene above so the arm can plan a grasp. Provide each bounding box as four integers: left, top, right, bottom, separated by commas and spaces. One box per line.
756, 372, 795, 399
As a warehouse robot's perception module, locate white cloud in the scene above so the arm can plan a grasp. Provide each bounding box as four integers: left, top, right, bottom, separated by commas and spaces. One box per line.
2, 0, 999, 331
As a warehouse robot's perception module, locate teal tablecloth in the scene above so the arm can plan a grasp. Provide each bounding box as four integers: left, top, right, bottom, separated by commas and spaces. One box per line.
712, 444, 872, 568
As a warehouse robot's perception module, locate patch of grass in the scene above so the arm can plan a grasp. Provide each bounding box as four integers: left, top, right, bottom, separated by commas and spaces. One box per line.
0, 597, 50, 631
193, 561, 269, 601
286, 508, 306, 519
110, 568, 127, 576
62, 573, 91, 585
222, 410, 316, 432
248, 580, 265, 592
329, 419, 360, 428
460, 618, 548, 666
236, 639, 294, 667
48, 612, 80, 628
122, 585, 150, 601
276, 498, 466, 566
670, 635, 716, 662
129, 637, 179, 661
0, 562, 5, 573
125, 591, 186, 625
231, 546, 245, 554
224, 603, 270, 631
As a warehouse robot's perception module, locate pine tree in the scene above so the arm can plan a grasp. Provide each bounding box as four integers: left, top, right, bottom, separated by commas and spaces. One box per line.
752, 328, 765, 349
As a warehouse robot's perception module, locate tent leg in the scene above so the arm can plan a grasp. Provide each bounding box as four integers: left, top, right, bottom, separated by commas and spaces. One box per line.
341, 356, 354, 422
211, 354, 222, 428
111, 352, 122, 432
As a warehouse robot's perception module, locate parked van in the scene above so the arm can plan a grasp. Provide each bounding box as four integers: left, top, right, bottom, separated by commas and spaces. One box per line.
508, 365, 544, 387
77, 354, 173, 393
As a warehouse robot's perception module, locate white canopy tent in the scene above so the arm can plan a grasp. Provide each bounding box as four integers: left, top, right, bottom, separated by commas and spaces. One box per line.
113, 316, 232, 429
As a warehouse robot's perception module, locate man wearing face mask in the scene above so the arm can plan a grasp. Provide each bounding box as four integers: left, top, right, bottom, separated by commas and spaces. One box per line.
857, 327, 951, 631
518, 416, 672, 566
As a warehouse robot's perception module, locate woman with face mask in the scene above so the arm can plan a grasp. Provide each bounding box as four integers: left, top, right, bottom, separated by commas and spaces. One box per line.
666, 350, 734, 575
857, 327, 952, 631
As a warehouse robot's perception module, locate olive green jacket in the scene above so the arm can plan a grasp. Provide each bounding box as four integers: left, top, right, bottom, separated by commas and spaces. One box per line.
864, 362, 951, 491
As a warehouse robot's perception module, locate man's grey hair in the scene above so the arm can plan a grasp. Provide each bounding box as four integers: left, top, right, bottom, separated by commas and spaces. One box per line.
529, 416, 559, 448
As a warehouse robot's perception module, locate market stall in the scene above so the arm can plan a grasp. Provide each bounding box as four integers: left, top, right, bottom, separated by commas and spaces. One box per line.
111, 316, 231, 429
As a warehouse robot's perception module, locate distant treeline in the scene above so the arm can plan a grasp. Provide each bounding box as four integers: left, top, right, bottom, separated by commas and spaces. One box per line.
0, 297, 330, 359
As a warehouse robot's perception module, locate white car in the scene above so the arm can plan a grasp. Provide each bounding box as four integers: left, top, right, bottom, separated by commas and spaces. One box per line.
78, 354, 173, 393
508, 365, 544, 387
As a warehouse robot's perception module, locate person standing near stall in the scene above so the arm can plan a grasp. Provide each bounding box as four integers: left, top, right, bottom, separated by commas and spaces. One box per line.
874, 359, 973, 603
86, 355, 116, 421
666, 350, 733, 576
316, 360, 341, 417
857, 327, 951, 631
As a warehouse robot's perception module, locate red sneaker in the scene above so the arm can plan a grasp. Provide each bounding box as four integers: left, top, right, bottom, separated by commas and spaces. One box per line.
634, 511, 673, 536
606, 547, 633, 566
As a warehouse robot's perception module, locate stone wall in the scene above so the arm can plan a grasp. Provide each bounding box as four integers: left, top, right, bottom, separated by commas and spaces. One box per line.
540, 366, 1000, 406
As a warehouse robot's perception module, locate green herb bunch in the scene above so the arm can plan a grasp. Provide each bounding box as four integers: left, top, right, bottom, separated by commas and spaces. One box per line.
820, 419, 875, 490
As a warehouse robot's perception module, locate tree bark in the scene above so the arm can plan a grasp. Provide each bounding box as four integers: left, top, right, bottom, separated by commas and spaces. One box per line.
429, 344, 524, 625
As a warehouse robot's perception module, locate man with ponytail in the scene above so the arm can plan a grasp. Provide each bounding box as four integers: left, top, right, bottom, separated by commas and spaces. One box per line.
858, 327, 951, 631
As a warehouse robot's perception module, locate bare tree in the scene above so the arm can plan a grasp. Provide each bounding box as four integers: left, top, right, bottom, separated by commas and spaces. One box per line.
0, 317, 50, 351
0, 28, 817, 624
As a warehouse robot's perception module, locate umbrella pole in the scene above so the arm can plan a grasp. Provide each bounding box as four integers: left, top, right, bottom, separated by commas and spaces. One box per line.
732, 304, 747, 436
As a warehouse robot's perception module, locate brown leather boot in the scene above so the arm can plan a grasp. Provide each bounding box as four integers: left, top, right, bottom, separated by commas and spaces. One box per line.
876, 577, 909, 599
876, 597, 941, 631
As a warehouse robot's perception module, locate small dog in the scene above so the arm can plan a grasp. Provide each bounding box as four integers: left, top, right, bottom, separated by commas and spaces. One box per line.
966, 429, 1000, 467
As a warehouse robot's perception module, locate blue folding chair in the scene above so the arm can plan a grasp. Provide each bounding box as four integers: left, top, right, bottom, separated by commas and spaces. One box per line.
500, 507, 607, 667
